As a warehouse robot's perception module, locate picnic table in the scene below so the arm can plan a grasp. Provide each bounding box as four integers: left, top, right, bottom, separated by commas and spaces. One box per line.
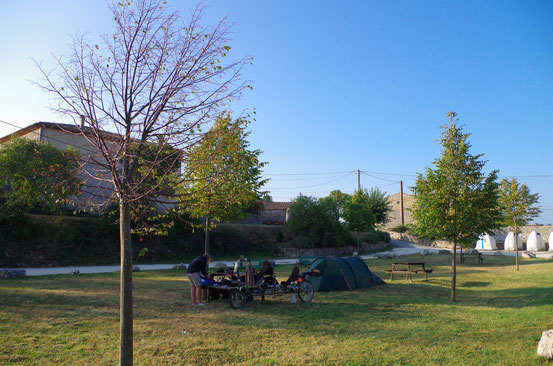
201, 272, 235, 301
460, 251, 483, 264
385, 262, 433, 282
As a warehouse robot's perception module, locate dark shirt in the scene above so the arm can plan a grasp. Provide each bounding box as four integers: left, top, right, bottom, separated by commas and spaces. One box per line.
187, 255, 208, 276
254, 262, 274, 282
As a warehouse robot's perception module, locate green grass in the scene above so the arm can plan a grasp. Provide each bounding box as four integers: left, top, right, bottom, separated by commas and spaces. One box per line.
1, 254, 552, 365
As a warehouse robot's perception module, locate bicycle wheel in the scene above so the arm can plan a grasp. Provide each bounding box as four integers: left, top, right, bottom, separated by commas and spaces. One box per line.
229, 289, 247, 309
297, 280, 314, 303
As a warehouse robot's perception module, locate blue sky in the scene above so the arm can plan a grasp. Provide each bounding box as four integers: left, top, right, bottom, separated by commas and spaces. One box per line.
1, 0, 552, 223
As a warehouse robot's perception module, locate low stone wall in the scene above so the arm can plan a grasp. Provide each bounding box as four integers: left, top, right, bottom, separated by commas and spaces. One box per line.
388, 232, 453, 249
388, 224, 553, 249
493, 225, 552, 243
279, 242, 388, 258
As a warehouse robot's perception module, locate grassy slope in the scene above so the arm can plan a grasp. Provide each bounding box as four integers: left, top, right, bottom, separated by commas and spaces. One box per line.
1, 254, 552, 365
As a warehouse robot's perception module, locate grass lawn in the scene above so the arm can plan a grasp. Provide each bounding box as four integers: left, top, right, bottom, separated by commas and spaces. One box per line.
1, 254, 552, 365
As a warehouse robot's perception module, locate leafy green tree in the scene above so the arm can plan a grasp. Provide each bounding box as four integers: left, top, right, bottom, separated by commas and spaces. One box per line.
411, 112, 501, 302
498, 178, 541, 270
343, 189, 376, 247
319, 190, 349, 222
366, 188, 392, 225
287, 194, 352, 248
179, 113, 267, 254
0, 138, 81, 216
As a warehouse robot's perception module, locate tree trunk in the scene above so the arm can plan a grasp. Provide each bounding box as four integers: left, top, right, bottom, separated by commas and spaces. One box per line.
204, 216, 211, 255
119, 200, 133, 366
357, 231, 360, 249
514, 221, 519, 271
451, 240, 457, 302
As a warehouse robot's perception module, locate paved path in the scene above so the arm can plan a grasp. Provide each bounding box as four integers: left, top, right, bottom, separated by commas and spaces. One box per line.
12, 258, 300, 277
359, 239, 442, 259
5, 239, 551, 276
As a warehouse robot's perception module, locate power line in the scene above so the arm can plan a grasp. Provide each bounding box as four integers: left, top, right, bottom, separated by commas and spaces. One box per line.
376, 182, 399, 189
363, 170, 417, 178
3, 119, 553, 186
266, 172, 354, 190
263, 170, 355, 176
500, 174, 553, 179
266, 173, 353, 182
361, 171, 400, 183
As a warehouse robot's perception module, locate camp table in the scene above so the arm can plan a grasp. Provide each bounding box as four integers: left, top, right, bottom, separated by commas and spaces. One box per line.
385, 262, 432, 282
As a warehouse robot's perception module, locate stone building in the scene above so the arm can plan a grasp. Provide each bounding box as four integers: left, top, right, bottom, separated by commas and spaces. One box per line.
383, 192, 414, 228
235, 201, 292, 225
0, 122, 125, 211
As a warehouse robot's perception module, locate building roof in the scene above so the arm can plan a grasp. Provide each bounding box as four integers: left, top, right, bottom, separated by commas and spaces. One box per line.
263, 201, 292, 210
0, 121, 123, 144
387, 192, 413, 200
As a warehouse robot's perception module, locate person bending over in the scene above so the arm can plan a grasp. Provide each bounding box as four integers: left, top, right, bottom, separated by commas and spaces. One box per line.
186, 253, 211, 306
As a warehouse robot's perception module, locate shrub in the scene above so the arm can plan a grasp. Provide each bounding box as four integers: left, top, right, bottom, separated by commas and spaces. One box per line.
0, 138, 81, 216
361, 231, 379, 244
276, 231, 284, 243
287, 195, 352, 248
376, 230, 391, 243
360, 230, 390, 244
289, 235, 314, 248
389, 224, 411, 233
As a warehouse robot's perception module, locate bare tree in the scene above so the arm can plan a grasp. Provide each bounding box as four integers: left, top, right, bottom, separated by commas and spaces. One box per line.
35, 1, 250, 364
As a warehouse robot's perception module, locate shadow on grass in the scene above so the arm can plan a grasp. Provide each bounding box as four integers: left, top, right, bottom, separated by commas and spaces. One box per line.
459, 281, 491, 287
207, 280, 553, 338
2, 259, 552, 330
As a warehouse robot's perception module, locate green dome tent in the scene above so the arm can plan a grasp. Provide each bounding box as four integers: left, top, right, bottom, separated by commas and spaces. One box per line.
306, 257, 385, 292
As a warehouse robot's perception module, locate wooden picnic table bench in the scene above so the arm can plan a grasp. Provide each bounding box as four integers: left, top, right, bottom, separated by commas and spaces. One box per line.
385, 261, 433, 281
460, 252, 483, 264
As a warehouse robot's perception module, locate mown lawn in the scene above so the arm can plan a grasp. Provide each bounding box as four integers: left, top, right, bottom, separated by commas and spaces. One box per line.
1, 254, 552, 365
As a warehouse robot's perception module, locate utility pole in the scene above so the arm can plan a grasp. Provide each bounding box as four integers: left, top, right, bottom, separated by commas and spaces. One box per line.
357, 169, 361, 191
400, 180, 404, 225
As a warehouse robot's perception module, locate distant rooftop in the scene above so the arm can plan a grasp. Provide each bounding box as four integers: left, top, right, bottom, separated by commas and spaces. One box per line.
263, 201, 292, 210
0, 121, 123, 144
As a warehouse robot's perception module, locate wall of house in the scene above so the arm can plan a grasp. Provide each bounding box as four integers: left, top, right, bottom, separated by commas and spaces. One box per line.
13, 127, 42, 142
383, 192, 414, 228
42, 127, 115, 211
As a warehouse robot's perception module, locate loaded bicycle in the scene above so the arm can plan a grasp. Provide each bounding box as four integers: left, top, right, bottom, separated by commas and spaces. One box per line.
202, 259, 318, 309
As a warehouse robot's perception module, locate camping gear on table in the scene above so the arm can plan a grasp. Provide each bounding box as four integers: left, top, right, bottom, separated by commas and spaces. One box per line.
202, 258, 318, 309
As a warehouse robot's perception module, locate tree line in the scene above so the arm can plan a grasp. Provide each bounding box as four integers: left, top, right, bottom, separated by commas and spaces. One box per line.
285, 188, 392, 248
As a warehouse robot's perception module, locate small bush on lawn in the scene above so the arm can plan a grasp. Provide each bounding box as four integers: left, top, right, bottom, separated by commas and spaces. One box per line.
289, 235, 314, 248
389, 224, 411, 233
362, 231, 379, 244
361, 230, 390, 244
377, 230, 391, 243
